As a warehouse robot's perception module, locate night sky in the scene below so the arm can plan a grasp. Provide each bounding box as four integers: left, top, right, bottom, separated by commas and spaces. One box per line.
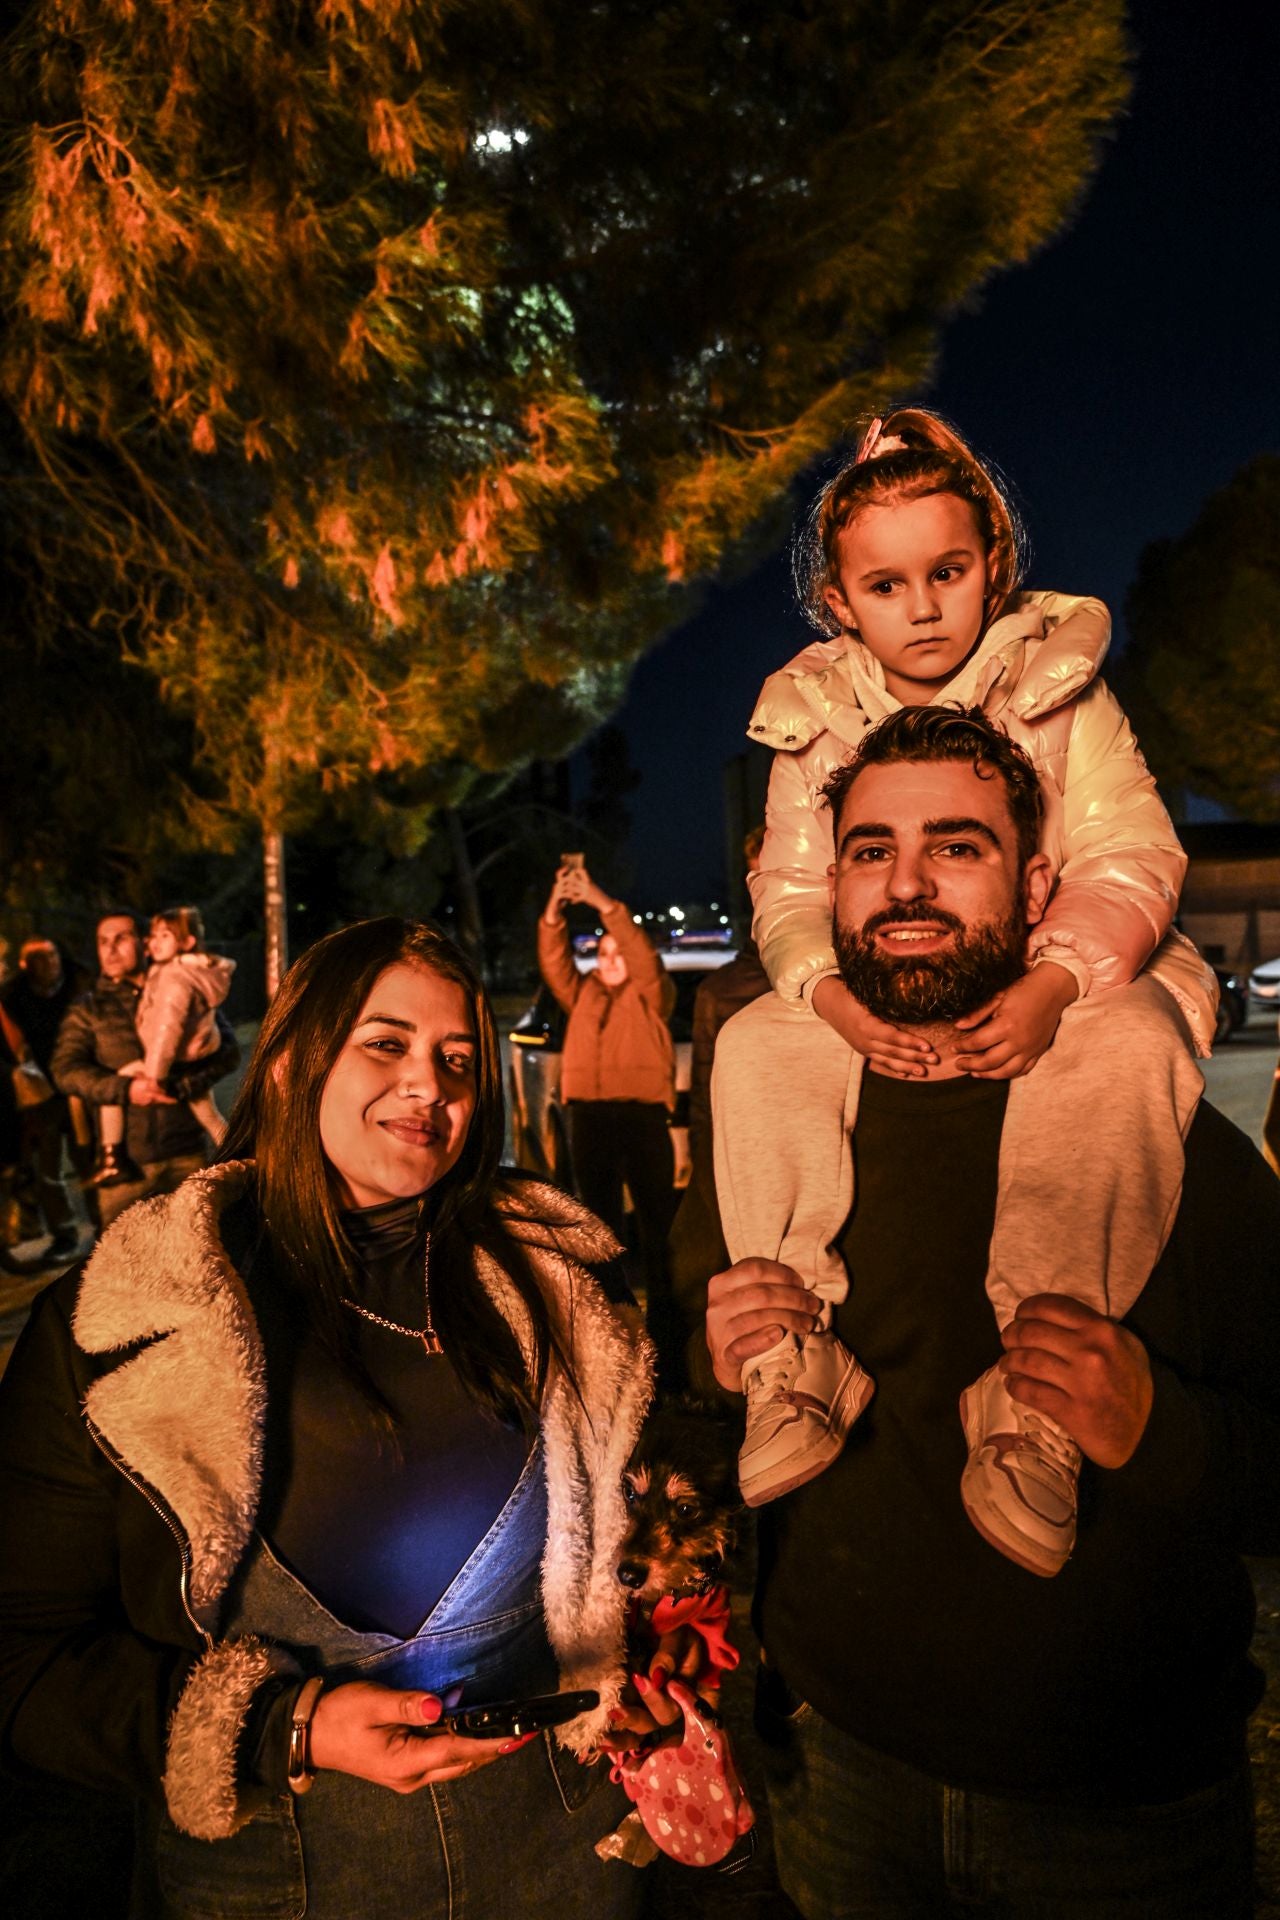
589, 0, 1280, 908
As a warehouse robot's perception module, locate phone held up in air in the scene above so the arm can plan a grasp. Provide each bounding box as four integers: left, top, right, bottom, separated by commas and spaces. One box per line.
560, 851, 586, 872
438, 1688, 599, 1741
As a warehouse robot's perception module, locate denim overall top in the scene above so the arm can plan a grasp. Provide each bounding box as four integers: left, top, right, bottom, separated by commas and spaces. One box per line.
149, 1434, 636, 1920
231, 1434, 557, 1700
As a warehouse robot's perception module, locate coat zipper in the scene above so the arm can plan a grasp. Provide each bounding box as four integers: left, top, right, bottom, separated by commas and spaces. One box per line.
83, 1409, 214, 1651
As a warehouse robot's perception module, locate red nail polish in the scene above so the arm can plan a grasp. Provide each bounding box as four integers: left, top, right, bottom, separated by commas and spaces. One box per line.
421, 1696, 443, 1724
633, 1673, 649, 1695
498, 1733, 538, 1753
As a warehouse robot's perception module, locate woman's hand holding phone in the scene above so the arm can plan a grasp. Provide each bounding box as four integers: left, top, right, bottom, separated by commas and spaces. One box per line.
558, 863, 590, 905
437, 1688, 599, 1739
544, 860, 588, 920
308, 1680, 535, 1794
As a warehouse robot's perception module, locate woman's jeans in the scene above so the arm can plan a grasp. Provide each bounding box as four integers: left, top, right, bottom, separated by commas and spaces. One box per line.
755, 1663, 1255, 1919
147, 1440, 640, 1919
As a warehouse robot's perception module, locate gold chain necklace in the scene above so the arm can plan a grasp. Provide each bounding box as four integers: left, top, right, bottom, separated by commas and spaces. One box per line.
341, 1231, 441, 1355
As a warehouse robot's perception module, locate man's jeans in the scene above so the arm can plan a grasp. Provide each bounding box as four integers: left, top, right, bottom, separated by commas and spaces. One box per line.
755, 1664, 1254, 1918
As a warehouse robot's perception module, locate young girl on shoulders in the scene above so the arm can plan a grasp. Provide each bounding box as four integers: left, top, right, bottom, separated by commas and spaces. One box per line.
730, 407, 1215, 1574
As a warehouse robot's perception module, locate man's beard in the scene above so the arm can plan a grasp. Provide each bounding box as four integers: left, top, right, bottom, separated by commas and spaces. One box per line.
833, 899, 1027, 1024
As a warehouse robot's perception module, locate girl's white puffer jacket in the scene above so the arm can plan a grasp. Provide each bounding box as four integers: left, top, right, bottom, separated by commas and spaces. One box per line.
747, 590, 1217, 1052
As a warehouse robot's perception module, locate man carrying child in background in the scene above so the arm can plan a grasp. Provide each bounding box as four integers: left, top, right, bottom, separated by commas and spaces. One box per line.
51, 908, 239, 1232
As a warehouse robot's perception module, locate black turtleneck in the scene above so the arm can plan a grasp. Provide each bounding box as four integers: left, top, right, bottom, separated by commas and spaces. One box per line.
252, 1195, 532, 1638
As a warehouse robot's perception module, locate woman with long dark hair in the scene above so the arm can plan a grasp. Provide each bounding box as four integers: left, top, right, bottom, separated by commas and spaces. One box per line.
0, 919, 651, 1918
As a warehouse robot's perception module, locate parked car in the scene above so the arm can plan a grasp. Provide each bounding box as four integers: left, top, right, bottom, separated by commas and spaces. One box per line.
1250, 956, 1280, 1009
1213, 965, 1248, 1044
507, 935, 738, 1190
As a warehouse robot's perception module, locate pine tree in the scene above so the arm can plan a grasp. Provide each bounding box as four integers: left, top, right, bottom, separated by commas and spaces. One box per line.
1, 0, 1130, 979
1118, 456, 1280, 821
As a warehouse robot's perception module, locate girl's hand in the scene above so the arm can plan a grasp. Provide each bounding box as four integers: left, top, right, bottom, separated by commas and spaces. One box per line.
308, 1681, 534, 1794
811, 977, 938, 1077
118, 1059, 145, 1078
952, 964, 1079, 1079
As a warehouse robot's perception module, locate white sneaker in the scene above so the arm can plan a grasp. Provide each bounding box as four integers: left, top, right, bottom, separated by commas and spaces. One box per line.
739, 1329, 875, 1508
959, 1364, 1081, 1577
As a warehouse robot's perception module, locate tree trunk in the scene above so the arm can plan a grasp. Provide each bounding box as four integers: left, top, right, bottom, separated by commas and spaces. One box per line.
263, 828, 288, 999
444, 807, 486, 974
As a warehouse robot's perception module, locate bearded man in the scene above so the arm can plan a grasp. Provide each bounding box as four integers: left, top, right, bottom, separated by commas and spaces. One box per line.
705, 706, 1280, 1919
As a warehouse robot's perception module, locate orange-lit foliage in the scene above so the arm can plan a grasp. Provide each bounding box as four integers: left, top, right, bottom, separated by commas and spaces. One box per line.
1, 0, 1130, 869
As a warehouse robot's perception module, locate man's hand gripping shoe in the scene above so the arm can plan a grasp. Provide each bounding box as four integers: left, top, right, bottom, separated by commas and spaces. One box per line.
959, 1362, 1081, 1577
738, 1328, 875, 1507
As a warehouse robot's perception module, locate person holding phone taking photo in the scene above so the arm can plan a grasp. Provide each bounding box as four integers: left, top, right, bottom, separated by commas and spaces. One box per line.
539, 860, 681, 1381
0, 919, 651, 1919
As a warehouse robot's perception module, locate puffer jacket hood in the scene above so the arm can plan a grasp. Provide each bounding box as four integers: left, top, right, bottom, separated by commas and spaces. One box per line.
178, 951, 236, 1010
747, 591, 1109, 754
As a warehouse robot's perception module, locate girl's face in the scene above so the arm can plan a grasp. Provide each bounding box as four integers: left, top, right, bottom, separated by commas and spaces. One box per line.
823, 491, 991, 702
319, 961, 478, 1210
148, 920, 187, 964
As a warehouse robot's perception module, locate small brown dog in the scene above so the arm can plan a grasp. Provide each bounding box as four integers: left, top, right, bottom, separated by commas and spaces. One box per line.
597, 1396, 751, 1868
616, 1394, 743, 1693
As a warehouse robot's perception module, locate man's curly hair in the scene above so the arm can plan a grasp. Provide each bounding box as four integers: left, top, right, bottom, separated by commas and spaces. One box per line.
820, 706, 1045, 870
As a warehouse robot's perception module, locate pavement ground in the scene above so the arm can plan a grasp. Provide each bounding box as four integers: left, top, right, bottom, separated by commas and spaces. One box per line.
1, 1007, 1277, 1913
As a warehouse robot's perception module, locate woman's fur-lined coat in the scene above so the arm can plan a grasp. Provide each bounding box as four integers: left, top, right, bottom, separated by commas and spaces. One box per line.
0, 1164, 652, 1842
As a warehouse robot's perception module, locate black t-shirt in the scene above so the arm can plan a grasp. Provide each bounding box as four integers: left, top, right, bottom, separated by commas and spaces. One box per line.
756, 1071, 1269, 1804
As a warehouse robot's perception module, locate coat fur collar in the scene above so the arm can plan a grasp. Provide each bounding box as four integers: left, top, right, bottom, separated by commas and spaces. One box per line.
73, 1163, 651, 1836
73, 1163, 647, 1630
74, 1163, 268, 1619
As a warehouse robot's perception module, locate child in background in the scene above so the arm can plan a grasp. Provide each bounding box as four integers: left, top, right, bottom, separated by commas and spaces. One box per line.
725, 407, 1215, 1575
91, 908, 235, 1186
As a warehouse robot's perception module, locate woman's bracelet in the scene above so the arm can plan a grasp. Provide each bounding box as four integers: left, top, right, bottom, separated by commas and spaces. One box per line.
286, 1675, 325, 1796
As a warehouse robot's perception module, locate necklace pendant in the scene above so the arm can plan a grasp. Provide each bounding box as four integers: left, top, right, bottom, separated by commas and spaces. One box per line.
421, 1331, 443, 1356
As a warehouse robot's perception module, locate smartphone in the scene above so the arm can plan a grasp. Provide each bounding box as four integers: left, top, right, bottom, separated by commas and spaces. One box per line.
560, 851, 585, 871
438, 1687, 599, 1741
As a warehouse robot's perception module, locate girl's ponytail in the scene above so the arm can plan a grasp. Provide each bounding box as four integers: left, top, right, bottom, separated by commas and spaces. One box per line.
795, 407, 1026, 636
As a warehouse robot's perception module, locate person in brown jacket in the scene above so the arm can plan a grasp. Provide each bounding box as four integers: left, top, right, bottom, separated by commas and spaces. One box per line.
538, 862, 679, 1373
